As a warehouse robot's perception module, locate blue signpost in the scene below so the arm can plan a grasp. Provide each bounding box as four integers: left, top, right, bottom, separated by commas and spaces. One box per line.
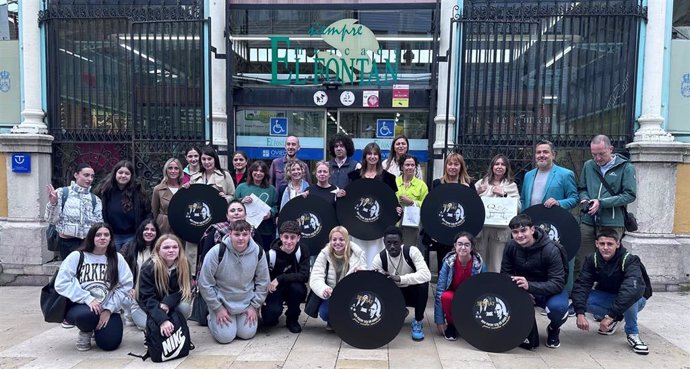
11, 153, 31, 173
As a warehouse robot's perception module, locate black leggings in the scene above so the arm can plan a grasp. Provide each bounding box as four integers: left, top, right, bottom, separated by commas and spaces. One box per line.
65, 304, 123, 351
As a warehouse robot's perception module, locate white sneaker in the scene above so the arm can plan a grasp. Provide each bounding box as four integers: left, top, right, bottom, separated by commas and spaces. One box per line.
76, 331, 92, 351
626, 334, 649, 355
61, 319, 75, 329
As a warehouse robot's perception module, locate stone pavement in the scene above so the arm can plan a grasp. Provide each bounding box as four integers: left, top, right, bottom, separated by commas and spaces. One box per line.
1, 286, 689, 369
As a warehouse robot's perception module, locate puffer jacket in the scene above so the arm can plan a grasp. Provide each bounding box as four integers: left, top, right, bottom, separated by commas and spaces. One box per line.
572, 247, 645, 321
500, 228, 566, 296
45, 181, 103, 239
434, 252, 486, 324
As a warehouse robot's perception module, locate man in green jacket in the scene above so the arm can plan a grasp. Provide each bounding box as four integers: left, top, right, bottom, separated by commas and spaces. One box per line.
575, 135, 637, 278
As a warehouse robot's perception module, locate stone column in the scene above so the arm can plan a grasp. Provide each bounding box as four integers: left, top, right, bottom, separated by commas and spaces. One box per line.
0, 134, 55, 285
622, 0, 690, 290
432, 0, 460, 179
209, 0, 228, 167
10, 0, 47, 135
633, 0, 672, 142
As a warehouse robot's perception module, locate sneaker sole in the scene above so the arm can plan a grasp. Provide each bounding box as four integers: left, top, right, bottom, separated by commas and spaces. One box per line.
632, 348, 649, 355
76, 345, 91, 352
545, 342, 560, 349
597, 329, 617, 335
444, 336, 457, 341
61, 324, 75, 329
412, 336, 424, 342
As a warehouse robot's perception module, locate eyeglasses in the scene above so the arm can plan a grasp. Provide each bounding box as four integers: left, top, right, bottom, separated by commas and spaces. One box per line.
455, 242, 472, 248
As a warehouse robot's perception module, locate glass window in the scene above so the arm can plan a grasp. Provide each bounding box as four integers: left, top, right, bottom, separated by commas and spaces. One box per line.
235, 108, 326, 162
228, 7, 436, 86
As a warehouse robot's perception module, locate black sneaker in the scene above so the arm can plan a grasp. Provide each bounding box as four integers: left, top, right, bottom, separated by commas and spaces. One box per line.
286, 320, 302, 334
597, 320, 619, 335
519, 323, 540, 351
546, 325, 561, 348
444, 324, 458, 341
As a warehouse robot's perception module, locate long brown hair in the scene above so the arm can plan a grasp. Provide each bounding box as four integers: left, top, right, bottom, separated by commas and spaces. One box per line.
149, 234, 192, 302
482, 154, 514, 184
80, 223, 119, 292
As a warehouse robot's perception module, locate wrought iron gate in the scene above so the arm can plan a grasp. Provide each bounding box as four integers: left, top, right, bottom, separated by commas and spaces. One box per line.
40, 1, 207, 192
444, 0, 647, 183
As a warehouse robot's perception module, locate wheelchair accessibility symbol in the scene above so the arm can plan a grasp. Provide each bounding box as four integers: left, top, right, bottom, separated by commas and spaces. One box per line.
376, 119, 395, 138
269, 117, 288, 136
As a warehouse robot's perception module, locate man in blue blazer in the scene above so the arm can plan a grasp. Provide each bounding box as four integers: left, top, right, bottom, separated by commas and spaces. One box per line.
521, 140, 578, 211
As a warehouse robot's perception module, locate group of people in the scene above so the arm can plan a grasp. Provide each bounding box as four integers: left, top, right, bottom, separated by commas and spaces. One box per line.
45, 132, 648, 356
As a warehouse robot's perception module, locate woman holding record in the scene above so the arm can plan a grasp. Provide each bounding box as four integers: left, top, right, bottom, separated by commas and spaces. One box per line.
309, 226, 366, 330
434, 231, 486, 341
474, 154, 520, 272
424, 153, 472, 271
348, 142, 399, 267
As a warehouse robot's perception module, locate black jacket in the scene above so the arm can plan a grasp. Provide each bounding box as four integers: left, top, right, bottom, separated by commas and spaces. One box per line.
267, 239, 310, 285
137, 260, 188, 326
101, 186, 150, 234
500, 228, 566, 296
348, 170, 398, 192
571, 247, 645, 321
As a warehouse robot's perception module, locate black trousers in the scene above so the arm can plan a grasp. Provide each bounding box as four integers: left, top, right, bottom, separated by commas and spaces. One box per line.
261, 282, 307, 326
400, 283, 429, 322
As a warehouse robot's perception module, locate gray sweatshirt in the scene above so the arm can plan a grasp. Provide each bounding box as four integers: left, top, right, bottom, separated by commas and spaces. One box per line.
55, 251, 133, 312
198, 236, 270, 315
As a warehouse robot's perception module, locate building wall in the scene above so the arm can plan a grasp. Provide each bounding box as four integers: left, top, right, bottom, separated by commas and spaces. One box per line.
0, 152, 6, 217
674, 163, 690, 234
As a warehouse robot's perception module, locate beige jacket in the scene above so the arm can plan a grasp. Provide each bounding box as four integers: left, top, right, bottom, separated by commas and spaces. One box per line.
190, 169, 235, 201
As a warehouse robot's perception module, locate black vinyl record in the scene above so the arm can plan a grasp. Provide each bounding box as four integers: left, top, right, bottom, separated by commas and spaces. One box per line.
278, 195, 338, 257
336, 179, 399, 240
523, 205, 581, 261
168, 184, 228, 243
451, 272, 534, 353
329, 271, 406, 349
420, 184, 485, 245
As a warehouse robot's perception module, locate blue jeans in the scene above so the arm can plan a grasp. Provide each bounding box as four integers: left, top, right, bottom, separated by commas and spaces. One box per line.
318, 299, 330, 323
533, 289, 569, 329
114, 233, 135, 252
585, 290, 646, 334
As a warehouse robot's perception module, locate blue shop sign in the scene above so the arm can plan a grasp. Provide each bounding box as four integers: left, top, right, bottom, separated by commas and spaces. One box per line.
11, 153, 31, 173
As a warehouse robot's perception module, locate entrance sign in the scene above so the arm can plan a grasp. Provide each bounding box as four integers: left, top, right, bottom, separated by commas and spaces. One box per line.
270, 19, 399, 86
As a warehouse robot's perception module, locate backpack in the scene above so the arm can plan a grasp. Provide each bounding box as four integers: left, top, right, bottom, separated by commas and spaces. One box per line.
40, 251, 84, 322
46, 188, 97, 251
379, 246, 417, 273
594, 252, 653, 300
267, 247, 302, 270
130, 310, 192, 362
190, 244, 264, 326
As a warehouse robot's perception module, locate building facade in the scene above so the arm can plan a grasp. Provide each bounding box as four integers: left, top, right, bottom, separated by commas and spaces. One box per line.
0, 0, 689, 289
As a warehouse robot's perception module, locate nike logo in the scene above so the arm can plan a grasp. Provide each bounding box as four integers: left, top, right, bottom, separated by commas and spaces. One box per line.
161, 328, 186, 361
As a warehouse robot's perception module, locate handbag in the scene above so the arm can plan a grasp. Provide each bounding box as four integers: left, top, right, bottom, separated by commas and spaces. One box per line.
304, 260, 329, 318
591, 163, 637, 232
40, 251, 83, 323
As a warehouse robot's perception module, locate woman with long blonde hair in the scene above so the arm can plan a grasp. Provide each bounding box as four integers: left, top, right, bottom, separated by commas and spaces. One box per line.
137, 234, 193, 338
309, 226, 366, 330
